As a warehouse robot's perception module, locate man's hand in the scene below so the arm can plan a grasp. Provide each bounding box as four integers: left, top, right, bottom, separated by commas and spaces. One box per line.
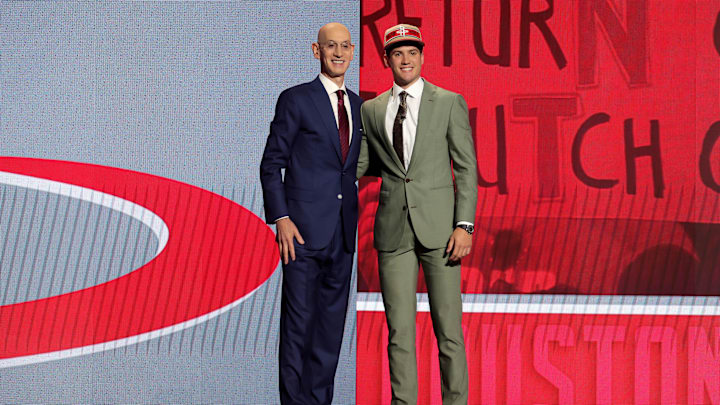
276, 218, 305, 264
446, 228, 472, 262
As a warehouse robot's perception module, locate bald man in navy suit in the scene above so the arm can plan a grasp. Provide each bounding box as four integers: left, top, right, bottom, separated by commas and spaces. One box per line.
260, 23, 362, 405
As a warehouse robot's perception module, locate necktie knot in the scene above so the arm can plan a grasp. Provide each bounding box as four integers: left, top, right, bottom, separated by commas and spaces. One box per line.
399, 91, 408, 106
336, 89, 345, 105
397, 91, 408, 121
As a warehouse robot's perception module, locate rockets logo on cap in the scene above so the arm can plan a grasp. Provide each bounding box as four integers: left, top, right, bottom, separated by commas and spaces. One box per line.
383, 24, 425, 49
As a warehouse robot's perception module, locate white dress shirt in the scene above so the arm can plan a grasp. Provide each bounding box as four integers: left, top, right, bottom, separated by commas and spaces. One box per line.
384, 78, 423, 170
383, 78, 473, 228
318, 73, 353, 142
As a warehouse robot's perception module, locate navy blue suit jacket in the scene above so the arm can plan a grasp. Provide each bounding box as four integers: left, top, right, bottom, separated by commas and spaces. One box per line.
260, 77, 363, 252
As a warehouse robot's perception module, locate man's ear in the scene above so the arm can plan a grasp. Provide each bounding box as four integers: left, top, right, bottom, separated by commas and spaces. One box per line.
383, 53, 390, 68
312, 43, 320, 60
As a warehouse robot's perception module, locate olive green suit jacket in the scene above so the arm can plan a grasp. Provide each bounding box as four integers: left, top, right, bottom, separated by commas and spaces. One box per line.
357, 80, 478, 251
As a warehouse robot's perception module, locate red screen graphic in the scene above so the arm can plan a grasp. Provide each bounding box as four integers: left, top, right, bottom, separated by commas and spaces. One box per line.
358, 1, 720, 404
358, 0, 720, 296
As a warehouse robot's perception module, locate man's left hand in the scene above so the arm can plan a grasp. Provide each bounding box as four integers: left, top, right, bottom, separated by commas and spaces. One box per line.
446, 228, 472, 262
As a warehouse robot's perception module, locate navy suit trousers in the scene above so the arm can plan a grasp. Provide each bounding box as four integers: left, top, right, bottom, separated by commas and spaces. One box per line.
279, 216, 352, 405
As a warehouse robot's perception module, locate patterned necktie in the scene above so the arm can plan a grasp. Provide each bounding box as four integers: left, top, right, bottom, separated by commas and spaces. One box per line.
336, 89, 349, 163
392, 91, 408, 167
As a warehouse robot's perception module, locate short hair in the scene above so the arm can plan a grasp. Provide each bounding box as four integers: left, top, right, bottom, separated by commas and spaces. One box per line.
385, 40, 424, 56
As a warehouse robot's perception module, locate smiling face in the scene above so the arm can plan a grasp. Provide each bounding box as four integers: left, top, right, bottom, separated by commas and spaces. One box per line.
384, 44, 424, 88
312, 23, 354, 85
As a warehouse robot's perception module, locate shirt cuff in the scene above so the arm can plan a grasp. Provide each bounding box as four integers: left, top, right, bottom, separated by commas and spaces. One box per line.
274, 216, 289, 223
456, 221, 473, 227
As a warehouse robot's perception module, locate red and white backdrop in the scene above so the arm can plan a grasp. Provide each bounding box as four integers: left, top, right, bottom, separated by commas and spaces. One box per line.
357, 1, 720, 403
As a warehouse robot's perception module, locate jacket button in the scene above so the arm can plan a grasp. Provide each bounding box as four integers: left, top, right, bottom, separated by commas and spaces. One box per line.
402, 206, 407, 210
337, 194, 343, 200
405, 178, 412, 183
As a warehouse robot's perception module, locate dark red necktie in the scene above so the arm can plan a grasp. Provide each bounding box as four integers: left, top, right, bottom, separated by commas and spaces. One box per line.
336, 89, 350, 163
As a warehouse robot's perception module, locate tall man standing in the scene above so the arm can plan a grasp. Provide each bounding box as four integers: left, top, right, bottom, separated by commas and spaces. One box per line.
358, 24, 477, 405
260, 23, 362, 405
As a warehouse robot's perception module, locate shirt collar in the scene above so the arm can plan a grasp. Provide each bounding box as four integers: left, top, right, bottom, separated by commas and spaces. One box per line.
318, 73, 346, 96
392, 77, 424, 100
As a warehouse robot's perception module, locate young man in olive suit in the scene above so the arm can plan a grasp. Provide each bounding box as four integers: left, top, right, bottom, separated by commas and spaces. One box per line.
357, 24, 478, 405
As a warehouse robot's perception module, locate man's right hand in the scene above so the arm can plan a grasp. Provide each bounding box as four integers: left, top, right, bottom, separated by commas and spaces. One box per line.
275, 217, 305, 264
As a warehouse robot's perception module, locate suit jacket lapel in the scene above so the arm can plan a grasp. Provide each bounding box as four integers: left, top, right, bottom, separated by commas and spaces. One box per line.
309, 78, 343, 163
406, 81, 435, 174
374, 90, 406, 174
